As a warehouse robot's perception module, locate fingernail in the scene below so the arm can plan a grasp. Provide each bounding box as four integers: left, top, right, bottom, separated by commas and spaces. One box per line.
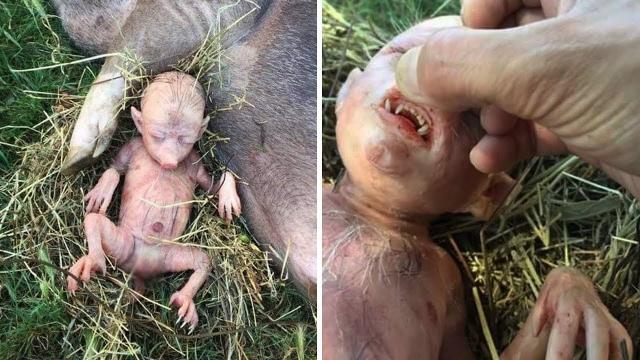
188, 325, 195, 335
176, 315, 182, 325
469, 146, 486, 173
395, 47, 424, 103
180, 320, 188, 329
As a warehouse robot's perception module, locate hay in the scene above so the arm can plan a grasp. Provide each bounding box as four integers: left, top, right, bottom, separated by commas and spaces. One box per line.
0, 2, 314, 359
323, 1, 640, 357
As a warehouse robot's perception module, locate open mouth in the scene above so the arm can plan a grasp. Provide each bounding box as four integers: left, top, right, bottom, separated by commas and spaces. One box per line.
377, 93, 434, 144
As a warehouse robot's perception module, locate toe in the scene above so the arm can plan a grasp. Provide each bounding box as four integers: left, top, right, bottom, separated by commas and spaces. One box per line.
81, 258, 92, 282
169, 292, 180, 307
185, 302, 198, 327
67, 276, 77, 294
189, 312, 199, 329
67, 259, 84, 289
97, 259, 107, 275
133, 278, 145, 294
178, 300, 189, 319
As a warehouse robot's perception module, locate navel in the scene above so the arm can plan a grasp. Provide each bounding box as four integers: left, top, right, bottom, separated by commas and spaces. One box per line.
152, 221, 164, 232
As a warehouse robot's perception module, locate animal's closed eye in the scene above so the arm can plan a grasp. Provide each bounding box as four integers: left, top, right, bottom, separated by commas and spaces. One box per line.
178, 137, 194, 145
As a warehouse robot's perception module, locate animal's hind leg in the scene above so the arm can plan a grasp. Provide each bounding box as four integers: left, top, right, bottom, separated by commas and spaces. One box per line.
66, 212, 133, 293
162, 245, 211, 331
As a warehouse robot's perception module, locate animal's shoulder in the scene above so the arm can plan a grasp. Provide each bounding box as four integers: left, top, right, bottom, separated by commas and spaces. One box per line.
124, 137, 144, 153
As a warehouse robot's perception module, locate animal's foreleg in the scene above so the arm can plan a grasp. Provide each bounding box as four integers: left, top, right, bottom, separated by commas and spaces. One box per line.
63, 57, 125, 174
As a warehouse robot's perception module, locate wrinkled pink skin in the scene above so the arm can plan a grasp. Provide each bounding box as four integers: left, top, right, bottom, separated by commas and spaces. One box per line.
66, 72, 241, 333
323, 17, 630, 359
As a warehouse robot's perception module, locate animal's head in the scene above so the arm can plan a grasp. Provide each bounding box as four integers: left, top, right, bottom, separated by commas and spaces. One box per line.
131, 71, 208, 169
336, 16, 515, 219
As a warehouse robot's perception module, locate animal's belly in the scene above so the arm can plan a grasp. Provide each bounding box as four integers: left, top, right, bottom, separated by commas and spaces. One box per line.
119, 182, 193, 239
323, 284, 443, 360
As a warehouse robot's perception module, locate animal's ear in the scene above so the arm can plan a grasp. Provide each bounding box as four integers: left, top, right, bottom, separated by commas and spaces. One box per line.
131, 106, 143, 133
199, 115, 210, 137
336, 68, 362, 113
460, 173, 519, 221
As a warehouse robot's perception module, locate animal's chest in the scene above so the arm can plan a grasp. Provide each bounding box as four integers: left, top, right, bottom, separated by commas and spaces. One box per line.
118, 154, 196, 237
323, 234, 449, 360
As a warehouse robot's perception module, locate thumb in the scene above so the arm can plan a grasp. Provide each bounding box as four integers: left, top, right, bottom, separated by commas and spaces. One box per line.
470, 118, 567, 173
395, 24, 550, 115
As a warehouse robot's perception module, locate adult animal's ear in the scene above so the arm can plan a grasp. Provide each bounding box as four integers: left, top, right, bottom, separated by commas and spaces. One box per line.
460, 172, 519, 220
131, 106, 144, 134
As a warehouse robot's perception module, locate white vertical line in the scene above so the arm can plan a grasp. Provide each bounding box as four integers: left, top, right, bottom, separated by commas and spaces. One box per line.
316, 0, 323, 358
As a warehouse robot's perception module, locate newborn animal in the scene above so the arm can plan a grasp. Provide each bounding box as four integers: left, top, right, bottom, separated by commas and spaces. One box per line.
66, 72, 241, 333
323, 16, 631, 359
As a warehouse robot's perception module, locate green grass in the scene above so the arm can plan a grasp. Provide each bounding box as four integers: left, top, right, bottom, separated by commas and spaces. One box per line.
0, 0, 96, 170
323, 0, 639, 358
0, 1, 315, 359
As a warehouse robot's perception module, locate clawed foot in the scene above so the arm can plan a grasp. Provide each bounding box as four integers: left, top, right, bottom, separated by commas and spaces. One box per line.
66, 254, 107, 295
217, 173, 241, 222
84, 168, 120, 214
169, 291, 199, 334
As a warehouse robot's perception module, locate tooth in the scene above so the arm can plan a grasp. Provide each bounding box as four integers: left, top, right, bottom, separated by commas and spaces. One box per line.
384, 99, 391, 112
417, 125, 429, 135
395, 104, 404, 114
418, 116, 426, 125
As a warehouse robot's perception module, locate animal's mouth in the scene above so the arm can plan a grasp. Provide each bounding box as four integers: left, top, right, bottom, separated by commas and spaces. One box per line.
377, 91, 434, 145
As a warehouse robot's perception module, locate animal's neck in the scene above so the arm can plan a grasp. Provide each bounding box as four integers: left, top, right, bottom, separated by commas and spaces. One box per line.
334, 174, 434, 241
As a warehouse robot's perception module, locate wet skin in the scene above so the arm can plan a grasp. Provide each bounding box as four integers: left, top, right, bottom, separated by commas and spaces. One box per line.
66, 72, 241, 333
323, 16, 631, 359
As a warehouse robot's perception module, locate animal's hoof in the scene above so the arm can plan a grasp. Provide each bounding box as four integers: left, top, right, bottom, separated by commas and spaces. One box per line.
93, 127, 116, 159
61, 145, 97, 175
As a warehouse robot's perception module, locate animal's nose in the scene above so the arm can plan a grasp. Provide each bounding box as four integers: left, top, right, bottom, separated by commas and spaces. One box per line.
161, 161, 178, 170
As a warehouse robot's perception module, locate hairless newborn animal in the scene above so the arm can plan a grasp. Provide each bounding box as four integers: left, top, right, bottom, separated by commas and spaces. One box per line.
66, 72, 241, 333
323, 16, 632, 359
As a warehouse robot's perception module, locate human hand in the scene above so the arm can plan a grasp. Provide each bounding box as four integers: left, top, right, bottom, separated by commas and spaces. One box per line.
394, 0, 640, 197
